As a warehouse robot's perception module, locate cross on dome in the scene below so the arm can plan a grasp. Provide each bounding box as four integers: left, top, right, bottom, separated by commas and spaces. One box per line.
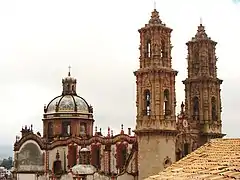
68, 65, 71, 76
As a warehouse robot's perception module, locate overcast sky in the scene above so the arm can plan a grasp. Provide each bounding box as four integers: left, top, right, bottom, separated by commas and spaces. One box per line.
0, 0, 239, 146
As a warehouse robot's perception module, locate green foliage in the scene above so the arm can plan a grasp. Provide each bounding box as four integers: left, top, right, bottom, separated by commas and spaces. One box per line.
0, 157, 13, 170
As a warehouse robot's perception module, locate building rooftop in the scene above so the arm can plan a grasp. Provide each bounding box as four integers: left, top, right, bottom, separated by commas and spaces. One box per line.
145, 138, 240, 180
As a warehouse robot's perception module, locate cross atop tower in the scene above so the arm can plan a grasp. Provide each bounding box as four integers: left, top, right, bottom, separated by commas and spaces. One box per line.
68, 65, 71, 76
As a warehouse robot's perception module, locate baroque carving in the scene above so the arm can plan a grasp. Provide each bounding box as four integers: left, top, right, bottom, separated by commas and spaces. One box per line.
143, 75, 151, 87
191, 84, 200, 96
210, 84, 216, 95
163, 79, 170, 87
154, 43, 160, 55
203, 89, 208, 100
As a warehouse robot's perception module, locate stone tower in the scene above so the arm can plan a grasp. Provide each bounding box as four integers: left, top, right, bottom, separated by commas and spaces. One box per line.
134, 9, 178, 179
183, 23, 225, 147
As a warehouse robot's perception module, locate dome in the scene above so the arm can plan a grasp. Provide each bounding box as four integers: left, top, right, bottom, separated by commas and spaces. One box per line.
46, 95, 90, 114
44, 68, 93, 115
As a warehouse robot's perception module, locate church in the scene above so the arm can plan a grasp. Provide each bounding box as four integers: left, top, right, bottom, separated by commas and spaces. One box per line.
12, 7, 225, 180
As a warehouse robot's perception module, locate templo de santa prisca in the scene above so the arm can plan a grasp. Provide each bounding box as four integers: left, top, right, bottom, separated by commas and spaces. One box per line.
12, 7, 224, 180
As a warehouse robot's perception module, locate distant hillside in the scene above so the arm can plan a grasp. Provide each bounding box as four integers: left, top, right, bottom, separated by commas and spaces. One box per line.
0, 145, 13, 160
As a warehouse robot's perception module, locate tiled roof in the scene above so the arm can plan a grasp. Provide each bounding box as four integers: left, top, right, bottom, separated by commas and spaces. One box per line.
145, 139, 240, 180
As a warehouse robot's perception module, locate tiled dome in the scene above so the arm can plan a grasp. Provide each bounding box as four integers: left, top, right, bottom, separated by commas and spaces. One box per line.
46, 94, 90, 114
44, 69, 92, 114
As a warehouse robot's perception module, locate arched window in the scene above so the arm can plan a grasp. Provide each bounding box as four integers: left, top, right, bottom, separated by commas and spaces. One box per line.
164, 89, 170, 115
116, 143, 127, 172
145, 40, 151, 58
144, 90, 151, 115
193, 97, 199, 118
48, 122, 53, 138
62, 121, 71, 136
53, 151, 62, 175
72, 85, 75, 92
211, 97, 217, 121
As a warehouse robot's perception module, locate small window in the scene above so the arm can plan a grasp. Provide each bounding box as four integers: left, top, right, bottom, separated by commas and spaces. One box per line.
72, 85, 75, 92
145, 40, 151, 58
164, 89, 170, 115
147, 41, 151, 58
144, 90, 151, 115
62, 121, 71, 136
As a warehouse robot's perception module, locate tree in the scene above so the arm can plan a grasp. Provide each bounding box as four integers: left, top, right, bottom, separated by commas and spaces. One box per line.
0, 157, 13, 170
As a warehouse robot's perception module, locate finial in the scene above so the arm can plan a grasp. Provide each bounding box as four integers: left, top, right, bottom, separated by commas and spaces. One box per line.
121, 124, 124, 134
108, 127, 110, 137
111, 130, 113, 137
154, 0, 156, 9
68, 65, 71, 76
200, 17, 202, 25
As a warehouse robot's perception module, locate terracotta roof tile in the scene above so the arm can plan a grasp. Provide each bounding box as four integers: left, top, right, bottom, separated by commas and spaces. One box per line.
145, 139, 240, 180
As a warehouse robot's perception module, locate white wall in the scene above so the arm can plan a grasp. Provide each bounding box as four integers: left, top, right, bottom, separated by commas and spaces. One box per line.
17, 173, 35, 180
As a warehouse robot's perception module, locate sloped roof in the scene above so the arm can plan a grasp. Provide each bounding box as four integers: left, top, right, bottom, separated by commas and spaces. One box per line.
145, 139, 240, 180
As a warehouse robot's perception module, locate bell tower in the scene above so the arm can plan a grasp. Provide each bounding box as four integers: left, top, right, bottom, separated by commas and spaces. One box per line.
183, 23, 225, 146
134, 8, 178, 179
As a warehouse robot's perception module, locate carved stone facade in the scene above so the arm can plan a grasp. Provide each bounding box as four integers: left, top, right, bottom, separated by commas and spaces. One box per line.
182, 23, 225, 147
134, 9, 178, 180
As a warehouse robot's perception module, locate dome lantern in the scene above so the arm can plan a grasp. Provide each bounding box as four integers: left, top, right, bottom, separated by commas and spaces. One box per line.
62, 66, 77, 96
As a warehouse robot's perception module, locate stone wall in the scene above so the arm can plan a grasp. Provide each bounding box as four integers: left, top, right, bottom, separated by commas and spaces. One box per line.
138, 134, 175, 180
